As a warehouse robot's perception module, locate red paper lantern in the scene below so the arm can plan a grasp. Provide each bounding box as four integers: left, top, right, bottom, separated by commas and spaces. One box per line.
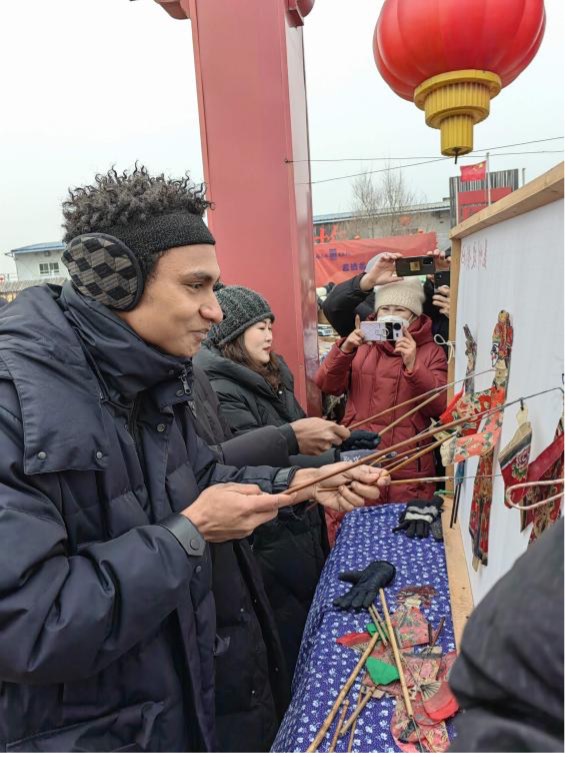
374, 0, 546, 156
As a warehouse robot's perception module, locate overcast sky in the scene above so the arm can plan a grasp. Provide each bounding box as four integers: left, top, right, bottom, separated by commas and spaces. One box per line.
0, 0, 564, 274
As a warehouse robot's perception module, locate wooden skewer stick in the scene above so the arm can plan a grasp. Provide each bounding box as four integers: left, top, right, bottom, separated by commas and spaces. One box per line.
328, 698, 350, 752
346, 688, 364, 753
319, 437, 450, 493
283, 404, 495, 497
382, 439, 440, 470
306, 631, 380, 753
374, 390, 448, 440
381, 436, 448, 476
368, 605, 389, 649
369, 604, 426, 753
339, 689, 374, 737
378, 589, 414, 719
347, 368, 495, 430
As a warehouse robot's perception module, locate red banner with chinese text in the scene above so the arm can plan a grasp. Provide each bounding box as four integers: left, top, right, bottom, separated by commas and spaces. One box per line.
314, 232, 438, 287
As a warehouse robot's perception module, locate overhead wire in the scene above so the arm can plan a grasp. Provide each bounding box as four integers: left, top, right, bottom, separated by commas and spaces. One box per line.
289, 136, 564, 163
295, 137, 564, 185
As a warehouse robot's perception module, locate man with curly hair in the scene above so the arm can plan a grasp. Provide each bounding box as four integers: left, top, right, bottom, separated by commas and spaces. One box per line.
0, 166, 388, 752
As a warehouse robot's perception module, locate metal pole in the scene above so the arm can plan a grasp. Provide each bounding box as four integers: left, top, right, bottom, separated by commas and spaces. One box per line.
522, 167, 526, 186
486, 152, 492, 206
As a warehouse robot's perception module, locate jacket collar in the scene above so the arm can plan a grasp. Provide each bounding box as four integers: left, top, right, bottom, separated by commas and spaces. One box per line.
194, 344, 293, 400
60, 283, 190, 406
0, 284, 191, 475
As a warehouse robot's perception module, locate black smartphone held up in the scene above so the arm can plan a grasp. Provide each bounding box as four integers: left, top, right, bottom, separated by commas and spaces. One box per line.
434, 270, 451, 288
395, 255, 436, 277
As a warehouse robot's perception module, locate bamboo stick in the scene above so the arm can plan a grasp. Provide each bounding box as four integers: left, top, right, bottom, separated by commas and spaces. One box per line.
346, 689, 364, 753
284, 405, 492, 497
339, 689, 374, 737
382, 436, 447, 475
374, 390, 448, 440
306, 632, 380, 753
328, 699, 350, 752
346, 368, 494, 430
378, 589, 414, 719
319, 437, 449, 494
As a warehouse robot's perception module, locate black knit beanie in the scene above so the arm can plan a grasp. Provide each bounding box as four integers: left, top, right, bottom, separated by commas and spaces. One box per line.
207, 286, 274, 348
62, 211, 215, 311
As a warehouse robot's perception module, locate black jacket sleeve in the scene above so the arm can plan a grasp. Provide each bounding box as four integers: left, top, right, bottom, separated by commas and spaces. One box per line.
220, 427, 291, 469
322, 275, 375, 336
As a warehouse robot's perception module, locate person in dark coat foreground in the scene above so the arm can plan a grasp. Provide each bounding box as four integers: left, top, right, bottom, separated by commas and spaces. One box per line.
195, 285, 371, 679
449, 518, 564, 752
0, 166, 389, 753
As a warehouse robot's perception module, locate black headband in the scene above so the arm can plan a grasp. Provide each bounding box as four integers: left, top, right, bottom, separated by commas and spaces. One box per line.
63, 211, 216, 311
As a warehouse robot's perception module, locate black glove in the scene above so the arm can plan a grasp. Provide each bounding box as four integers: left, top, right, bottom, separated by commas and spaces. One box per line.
333, 560, 396, 610
338, 430, 381, 453
392, 496, 444, 540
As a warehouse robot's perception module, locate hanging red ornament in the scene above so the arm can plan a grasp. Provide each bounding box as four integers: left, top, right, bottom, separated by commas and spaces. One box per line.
373, 0, 546, 156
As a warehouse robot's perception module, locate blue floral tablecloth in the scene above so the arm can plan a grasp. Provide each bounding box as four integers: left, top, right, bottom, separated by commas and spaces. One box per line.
271, 503, 456, 753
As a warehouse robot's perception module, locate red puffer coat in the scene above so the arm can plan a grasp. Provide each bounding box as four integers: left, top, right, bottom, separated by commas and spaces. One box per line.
315, 315, 447, 543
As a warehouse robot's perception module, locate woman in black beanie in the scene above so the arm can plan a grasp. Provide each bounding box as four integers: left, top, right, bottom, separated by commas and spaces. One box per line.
194, 285, 376, 678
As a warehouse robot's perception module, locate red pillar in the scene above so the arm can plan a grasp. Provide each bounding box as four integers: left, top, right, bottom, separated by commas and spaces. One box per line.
155, 0, 320, 414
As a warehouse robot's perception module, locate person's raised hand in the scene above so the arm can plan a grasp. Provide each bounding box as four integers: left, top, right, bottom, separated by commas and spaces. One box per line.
432, 285, 451, 318
183, 483, 290, 542
394, 327, 417, 372
426, 248, 451, 270
290, 417, 350, 455
360, 252, 403, 291
340, 314, 365, 354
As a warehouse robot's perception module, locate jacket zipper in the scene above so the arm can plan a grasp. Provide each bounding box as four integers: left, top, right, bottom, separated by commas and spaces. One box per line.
127, 395, 144, 460
181, 369, 197, 417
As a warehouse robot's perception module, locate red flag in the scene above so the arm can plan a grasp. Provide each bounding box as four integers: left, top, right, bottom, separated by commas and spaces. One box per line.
460, 160, 487, 182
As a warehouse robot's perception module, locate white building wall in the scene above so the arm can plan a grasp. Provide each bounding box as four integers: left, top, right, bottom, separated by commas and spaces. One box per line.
14, 251, 68, 281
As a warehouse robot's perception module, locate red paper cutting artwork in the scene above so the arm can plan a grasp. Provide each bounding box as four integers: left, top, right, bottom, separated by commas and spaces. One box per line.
466, 311, 514, 568
518, 419, 564, 541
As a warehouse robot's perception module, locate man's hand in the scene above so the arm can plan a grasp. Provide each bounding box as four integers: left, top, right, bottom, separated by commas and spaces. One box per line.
288, 463, 390, 512
394, 327, 417, 372
432, 284, 451, 318
183, 483, 291, 542
359, 252, 403, 292
290, 417, 350, 455
340, 314, 365, 354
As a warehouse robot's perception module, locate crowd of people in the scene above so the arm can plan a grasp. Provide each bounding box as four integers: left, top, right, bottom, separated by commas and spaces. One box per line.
0, 165, 562, 753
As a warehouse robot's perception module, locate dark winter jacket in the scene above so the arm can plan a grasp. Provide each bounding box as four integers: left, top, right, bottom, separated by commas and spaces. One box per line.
194, 345, 330, 677
0, 284, 294, 753
449, 519, 564, 752
191, 366, 291, 752
315, 314, 447, 541
322, 272, 449, 350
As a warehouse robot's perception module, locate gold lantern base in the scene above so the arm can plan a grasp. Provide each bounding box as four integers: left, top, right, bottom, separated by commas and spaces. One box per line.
414, 70, 502, 157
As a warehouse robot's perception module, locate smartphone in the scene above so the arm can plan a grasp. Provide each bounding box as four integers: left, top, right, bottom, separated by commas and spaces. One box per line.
395, 256, 436, 277
434, 270, 451, 288
360, 320, 404, 342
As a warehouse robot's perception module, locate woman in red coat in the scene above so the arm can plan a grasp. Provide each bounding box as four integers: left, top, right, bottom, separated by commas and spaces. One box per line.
315, 278, 448, 543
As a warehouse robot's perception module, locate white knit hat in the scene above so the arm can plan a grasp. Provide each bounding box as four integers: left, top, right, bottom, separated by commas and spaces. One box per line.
374, 278, 425, 316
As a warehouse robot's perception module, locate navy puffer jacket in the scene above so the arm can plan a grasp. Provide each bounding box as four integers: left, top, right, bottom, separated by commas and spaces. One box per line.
0, 284, 292, 753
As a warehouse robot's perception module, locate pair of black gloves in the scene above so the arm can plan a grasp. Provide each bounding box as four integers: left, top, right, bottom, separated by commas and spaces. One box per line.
335, 430, 380, 458
393, 495, 444, 540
